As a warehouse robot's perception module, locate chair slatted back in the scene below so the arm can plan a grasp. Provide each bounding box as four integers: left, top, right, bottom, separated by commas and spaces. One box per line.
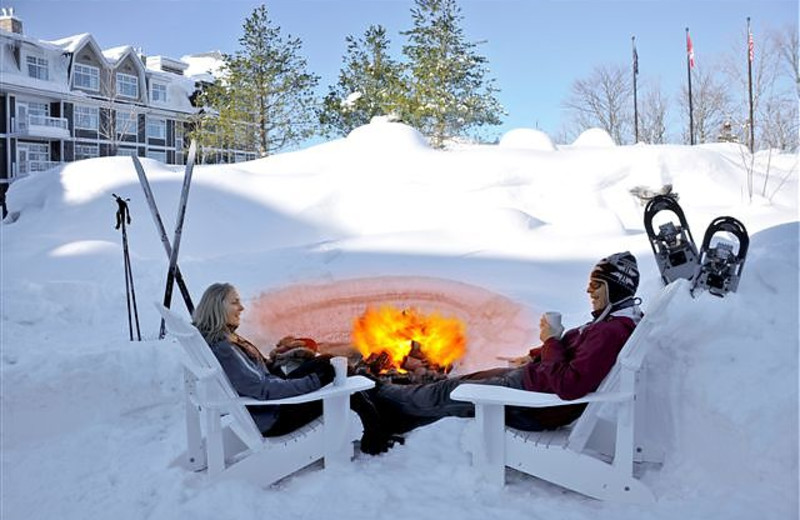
155, 304, 265, 447
567, 280, 686, 450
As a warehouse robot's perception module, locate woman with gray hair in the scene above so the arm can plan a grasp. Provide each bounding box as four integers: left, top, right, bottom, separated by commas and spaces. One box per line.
193, 283, 396, 453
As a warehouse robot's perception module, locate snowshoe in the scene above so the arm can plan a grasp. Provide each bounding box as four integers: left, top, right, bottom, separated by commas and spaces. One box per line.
692, 216, 749, 297
643, 195, 700, 285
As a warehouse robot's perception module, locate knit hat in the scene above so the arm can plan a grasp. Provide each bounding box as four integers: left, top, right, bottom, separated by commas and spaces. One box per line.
591, 252, 640, 304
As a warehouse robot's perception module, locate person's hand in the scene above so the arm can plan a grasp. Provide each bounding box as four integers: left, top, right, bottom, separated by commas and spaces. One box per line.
496, 355, 531, 367
539, 315, 562, 342
287, 355, 334, 386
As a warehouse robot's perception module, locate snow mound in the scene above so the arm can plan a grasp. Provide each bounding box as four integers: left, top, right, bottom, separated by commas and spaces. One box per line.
498, 128, 556, 151
572, 127, 616, 147
346, 120, 430, 150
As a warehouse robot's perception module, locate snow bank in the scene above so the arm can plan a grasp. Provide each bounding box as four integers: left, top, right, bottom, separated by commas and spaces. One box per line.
498, 128, 556, 151
346, 120, 430, 151
1, 120, 798, 520
572, 127, 616, 147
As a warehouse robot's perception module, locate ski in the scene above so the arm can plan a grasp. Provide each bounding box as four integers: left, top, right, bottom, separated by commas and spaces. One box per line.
643, 194, 700, 285
159, 140, 198, 338
131, 153, 194, 315
692, 216, 749, 297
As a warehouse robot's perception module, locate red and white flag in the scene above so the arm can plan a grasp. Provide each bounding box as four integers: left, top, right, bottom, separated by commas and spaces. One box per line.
748, 30, 754, 63
686, 32, 695, 68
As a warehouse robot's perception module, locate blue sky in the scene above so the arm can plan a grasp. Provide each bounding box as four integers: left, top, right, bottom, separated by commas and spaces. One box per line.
13, 0, 798, 144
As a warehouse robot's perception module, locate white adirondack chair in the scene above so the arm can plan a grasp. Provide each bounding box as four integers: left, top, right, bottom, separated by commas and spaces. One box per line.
155, 303, 374, 487
451, 279, 686, 503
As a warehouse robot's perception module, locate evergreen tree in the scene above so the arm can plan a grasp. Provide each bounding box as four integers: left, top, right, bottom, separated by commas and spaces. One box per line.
194, 5, 320, 157
319, 25, 406, 137
400, 0, 504, 147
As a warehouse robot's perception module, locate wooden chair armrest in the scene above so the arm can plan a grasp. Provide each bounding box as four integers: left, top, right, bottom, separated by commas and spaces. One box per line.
201, 375, 375, 408
450, 384, 632, 408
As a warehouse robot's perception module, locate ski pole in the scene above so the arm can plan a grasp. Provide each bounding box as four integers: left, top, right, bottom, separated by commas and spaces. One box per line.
114, 194, 141, 341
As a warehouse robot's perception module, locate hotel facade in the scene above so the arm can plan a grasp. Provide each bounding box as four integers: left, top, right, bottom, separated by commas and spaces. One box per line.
0, 9, 256, 215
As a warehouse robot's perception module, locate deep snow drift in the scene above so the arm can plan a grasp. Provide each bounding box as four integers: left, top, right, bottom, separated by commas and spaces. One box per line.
1, 122, 798, 520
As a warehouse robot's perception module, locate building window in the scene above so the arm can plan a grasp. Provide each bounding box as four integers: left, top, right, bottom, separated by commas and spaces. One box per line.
73, 63, 100, 91
116, 147, 137, 157
146, 117, 166, 139
116, 73, 139, 98
26, 56, 49, 80
74, 106, 99, 131
75, 143, 99, 160
146, 149, 167, 163
151, 83, 167, 103
115, 111, 137, 136
20, 101, 49, 117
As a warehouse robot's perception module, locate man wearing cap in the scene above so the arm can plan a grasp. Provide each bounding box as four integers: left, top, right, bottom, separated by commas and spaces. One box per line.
366, 252, 644, 441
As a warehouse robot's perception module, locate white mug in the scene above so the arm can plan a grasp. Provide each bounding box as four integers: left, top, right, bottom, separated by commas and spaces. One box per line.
331, 356, 348, 386
543, 311, 564, 339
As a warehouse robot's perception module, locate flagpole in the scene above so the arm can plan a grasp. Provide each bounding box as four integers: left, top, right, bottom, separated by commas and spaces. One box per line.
747, 17, 755, 153
686, 27, 694, 145
632, 35, 639, 144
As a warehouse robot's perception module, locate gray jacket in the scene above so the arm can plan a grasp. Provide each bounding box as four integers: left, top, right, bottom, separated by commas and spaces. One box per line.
209, 338, 322, 433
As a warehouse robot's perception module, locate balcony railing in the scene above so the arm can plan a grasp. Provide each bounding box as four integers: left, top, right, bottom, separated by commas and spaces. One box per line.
15, 114, 70, 136
18, 160, 62, 175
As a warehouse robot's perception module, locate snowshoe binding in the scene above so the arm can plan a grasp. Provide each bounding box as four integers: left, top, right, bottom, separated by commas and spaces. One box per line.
692, 216, 749, 297
643, 195, 700, 285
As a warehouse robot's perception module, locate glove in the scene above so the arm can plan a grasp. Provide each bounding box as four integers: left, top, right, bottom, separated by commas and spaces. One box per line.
287, 355, 335, 386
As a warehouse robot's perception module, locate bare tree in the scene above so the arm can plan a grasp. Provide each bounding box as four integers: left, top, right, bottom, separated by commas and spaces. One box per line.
774, 23, 799, 99
563, 64, 633, 145
678, 64, 732, 144
97, 67, 139, 155
638, 80, 669, 144
718, 23, 799, 152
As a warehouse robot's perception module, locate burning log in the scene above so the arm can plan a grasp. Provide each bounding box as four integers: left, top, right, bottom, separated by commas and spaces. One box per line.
355, 340, 452, 385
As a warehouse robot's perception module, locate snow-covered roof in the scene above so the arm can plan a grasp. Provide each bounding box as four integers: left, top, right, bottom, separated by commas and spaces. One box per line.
145, 55, 188, 75
47, 33, 93, 53
181, 52, 225, 82
102, 45, 136, 64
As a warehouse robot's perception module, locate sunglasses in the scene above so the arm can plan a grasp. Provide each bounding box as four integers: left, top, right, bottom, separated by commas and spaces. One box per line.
588, 279, 605, 291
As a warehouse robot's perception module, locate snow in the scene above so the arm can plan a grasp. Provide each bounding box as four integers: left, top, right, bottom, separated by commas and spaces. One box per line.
499, 128, 557, 151
571, 127, 617, 148
181, 52, 225, 83
1, 121, 798, 519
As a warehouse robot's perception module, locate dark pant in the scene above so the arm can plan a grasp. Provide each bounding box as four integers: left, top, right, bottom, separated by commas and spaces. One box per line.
372, 367, 545, 433
263, 358, 382, 438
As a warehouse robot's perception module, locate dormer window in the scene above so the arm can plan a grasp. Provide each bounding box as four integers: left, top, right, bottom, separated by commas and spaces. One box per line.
26, 55, 49, 80
151, 82, 167, 103
74, 63, 100, 91
116, 72, 139, 98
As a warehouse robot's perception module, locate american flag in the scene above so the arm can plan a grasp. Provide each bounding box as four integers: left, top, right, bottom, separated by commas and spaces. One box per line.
748, 30, 754, 63
686, 32, 695, 68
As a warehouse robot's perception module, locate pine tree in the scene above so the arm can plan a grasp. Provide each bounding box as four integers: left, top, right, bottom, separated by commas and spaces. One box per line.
319, 25, 406, 137
195, 5, 320, 157
400, 0, 504, 147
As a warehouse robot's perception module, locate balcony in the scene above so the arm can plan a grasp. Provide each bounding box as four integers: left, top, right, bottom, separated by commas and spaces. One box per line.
17, 160, 63, 176
14, 114, 71, 138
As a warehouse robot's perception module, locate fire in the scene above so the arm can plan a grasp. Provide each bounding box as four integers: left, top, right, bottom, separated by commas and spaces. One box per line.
352, 305, 466, 371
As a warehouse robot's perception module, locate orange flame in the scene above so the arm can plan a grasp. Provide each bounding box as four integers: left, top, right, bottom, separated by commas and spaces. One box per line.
352, 305, 466, 370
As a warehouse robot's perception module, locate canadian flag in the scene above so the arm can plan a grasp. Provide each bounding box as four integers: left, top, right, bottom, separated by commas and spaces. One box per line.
687, 32, 695, 68
748, 30, 755, 63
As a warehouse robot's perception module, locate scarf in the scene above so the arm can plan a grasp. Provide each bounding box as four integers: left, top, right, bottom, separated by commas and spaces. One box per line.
229, 331, 267, 365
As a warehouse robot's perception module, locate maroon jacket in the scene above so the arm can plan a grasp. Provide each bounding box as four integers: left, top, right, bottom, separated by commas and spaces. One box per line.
520, 311, 639, 428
